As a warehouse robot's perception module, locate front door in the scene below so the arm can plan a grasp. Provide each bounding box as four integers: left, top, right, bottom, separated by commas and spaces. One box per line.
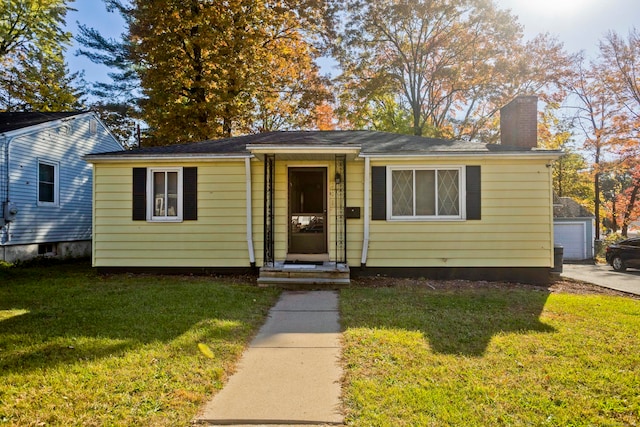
288, 168, 327, 254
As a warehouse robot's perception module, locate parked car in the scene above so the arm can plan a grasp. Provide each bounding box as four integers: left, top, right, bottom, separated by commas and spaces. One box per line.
605, 237, 640, 271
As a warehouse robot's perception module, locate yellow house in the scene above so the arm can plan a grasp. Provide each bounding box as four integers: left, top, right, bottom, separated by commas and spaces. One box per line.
86, 96, 561, 284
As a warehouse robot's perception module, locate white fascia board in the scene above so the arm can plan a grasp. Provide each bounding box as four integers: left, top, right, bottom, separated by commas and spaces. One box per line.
0, 112, 92, 139
247, 144, 361, 155
84, 153, 253, 164
360, 151, 562, 160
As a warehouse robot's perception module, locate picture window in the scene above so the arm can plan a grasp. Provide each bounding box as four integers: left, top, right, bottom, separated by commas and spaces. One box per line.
388, 167, 463, 220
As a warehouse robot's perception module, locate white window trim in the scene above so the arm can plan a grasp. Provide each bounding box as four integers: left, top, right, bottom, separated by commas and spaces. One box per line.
386, 165, 466, 221
37, 159, 60, 207
146, 167, 183, 222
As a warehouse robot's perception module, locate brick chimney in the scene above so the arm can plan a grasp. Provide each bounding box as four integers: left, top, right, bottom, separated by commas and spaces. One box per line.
500, 95, 538, 149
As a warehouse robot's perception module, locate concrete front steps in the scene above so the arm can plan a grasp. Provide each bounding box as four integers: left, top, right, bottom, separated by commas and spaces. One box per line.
257, 262, 350, 288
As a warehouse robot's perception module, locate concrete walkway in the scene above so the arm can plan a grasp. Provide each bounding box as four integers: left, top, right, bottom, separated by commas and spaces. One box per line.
196, 291, 343, 426
561, 264, 640, 296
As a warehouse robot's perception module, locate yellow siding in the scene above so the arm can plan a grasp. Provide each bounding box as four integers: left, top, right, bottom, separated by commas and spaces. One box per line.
346, 161, 364, 266
365, 158, 554, 268
93, 155, 554, 270
93, 161, 251, 267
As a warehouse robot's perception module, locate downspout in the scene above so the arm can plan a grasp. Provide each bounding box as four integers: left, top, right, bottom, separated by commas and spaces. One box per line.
245, 157, 256, 268
548, 161, 556, 269
361, 156, 370, 266
1, 134, 16, 245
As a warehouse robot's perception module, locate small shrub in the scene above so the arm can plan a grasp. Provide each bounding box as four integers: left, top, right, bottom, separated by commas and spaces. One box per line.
596, 233, 627, 260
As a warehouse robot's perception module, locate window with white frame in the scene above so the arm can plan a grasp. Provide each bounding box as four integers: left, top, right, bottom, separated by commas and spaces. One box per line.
388, 166, 463, 219
147, 168, 183, 221
38, 160, 59, 205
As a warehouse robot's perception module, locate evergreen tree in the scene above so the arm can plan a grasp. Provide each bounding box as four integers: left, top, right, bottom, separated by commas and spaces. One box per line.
75, 2, 141, 146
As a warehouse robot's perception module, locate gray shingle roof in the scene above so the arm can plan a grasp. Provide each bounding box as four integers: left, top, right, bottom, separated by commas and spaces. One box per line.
89, 130, 549, 157
0, 112, 86, 133
553, 196, 594, 218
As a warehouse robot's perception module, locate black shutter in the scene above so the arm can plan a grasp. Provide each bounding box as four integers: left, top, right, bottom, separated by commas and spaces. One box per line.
132, 168, 147, 221
466, 165, 481, 220
183, 167, 198, 220
371, 166, 386, 220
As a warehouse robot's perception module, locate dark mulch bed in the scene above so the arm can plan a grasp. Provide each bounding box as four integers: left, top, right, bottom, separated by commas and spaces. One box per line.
349, 275, 639, 299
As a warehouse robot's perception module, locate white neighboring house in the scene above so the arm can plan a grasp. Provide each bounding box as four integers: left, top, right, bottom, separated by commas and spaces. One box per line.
553, 196, 595, 261
1, 112, 123, 262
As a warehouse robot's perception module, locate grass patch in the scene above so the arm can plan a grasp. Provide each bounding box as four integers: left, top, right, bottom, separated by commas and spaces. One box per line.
340, 284, 640, 426
0, 260, 280, 426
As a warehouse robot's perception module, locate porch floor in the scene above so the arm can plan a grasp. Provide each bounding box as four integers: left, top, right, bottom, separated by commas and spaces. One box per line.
257, 261, 350, 288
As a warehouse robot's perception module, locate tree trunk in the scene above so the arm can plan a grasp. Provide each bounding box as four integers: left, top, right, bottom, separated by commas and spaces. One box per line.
594, 172, 601, 240
611, 194, 618, 233
223, 105, 232, 138
557, 156, 564, 196
412, 104, 421, 136
621, 181, 639, 237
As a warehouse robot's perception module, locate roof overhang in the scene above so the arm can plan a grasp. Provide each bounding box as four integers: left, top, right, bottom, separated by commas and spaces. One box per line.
84, 153, 252, 164
247, 144, 362, 161
0, 112, 92, 139
360, 150, 563, 160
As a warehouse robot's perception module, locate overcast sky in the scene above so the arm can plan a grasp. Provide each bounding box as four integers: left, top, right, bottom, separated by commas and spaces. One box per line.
496, 0, 640, 55
65, 0, 640, 86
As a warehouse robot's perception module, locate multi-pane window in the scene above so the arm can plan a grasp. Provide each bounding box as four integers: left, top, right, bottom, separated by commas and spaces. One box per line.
38, 161, 57, 204
389, 167, 461, 219
148, 168, 182, 221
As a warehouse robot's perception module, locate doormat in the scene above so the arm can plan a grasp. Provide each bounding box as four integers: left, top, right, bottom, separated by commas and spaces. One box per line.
284, 260, 325, 266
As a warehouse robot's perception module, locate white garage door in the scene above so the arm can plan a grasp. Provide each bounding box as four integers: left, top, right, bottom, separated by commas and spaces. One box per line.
554, 223, 586, 260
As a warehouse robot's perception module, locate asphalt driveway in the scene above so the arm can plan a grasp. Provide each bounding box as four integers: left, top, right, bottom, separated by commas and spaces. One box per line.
561, 263, 640, 296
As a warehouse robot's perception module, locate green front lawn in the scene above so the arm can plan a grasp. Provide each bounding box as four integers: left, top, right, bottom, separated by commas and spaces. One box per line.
0, 261, 280, 426
340, 283, 640, 426
3, 261, 639, 426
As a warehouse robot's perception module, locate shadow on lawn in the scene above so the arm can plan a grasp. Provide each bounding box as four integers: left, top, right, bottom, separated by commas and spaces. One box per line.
343, 285, 556, 356
0, 261, 275, 374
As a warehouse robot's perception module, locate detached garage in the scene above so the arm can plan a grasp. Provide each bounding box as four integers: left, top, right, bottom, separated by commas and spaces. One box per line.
553, 197, 595, 261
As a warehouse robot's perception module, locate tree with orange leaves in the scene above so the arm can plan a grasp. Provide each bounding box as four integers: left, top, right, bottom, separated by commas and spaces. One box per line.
599, 29, 640, 236
333, 0, 574, 139
569, 29, 640, 238
126, 0, 331, 144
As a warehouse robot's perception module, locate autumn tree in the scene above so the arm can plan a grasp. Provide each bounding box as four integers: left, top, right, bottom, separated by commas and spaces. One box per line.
598, 29, 640, 235
603, 138, 640, 236
538, 103, 592, 204
314, 102, 337, 131
619, 161, 640, 236
600, 164, 630, 233
0, 0, 73, 59
0, 0, 83, 111
75, 1, 141, 146
124, 0, 331, 145
334, 0, 573, 138
1, 48, 84, 111
568, 29, 640, 238
337, 90, 414, 134
600, 29, 640, 125
565, 55, 628, 239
